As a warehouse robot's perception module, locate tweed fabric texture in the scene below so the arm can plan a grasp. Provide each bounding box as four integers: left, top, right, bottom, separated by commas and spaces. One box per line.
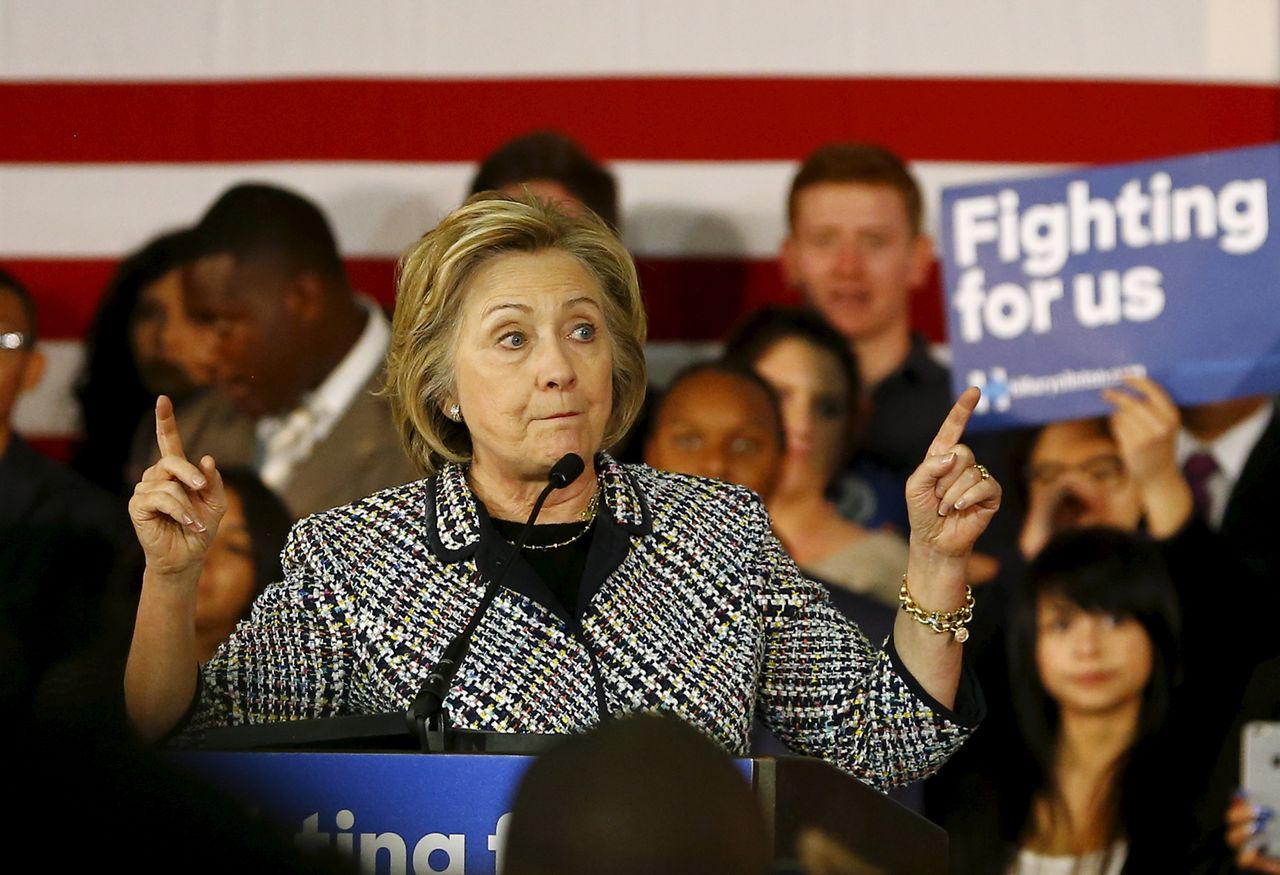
192, 456, 975, 790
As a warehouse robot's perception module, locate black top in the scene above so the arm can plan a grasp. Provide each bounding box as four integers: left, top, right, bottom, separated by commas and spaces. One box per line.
489, 517, 595, 619
0, 436, 139, 714
862, 333, 953, 474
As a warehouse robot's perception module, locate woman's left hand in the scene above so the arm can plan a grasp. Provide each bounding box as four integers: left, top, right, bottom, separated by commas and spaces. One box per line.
905, 387, 1002, 559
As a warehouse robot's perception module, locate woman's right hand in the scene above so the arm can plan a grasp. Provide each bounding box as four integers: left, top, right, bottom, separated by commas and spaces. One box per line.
128, 395, 226, 579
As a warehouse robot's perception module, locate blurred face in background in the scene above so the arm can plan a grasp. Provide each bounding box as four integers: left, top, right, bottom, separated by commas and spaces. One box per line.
1035, 593, 1153, 718
1025, 420, 1143, 535
183, 253, 311, 417
645, 369, 783, 499
131, 268, 219, 397
193, 486, 256, 658
782, 182, 931, 346
752, 337, 852, 499
0, 285, 44, 431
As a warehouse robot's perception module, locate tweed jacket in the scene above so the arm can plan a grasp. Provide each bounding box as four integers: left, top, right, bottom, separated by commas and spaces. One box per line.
193, 456, 980, 790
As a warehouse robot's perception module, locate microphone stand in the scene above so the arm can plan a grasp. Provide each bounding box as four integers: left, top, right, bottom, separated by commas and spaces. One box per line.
406, 453, 585, 752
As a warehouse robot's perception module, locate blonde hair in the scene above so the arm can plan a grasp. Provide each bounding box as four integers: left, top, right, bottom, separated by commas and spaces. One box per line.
386, 192, 648, 475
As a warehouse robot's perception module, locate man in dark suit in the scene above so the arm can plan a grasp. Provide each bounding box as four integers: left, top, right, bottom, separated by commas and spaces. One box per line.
0, 269, 137, 716
133, 184, 417, 519
1179, 395, 1280, 586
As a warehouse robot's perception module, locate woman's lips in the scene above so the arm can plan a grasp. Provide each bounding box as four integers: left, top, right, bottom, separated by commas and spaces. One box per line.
1070, 671, 1116, 686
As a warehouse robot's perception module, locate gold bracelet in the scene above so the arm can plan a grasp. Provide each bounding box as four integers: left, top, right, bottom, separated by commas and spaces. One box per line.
898, 574, 974, 643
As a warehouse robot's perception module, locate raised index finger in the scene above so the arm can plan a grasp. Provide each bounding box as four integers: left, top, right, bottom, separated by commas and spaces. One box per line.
927, 386, 981, 457
154, 394, 187, 459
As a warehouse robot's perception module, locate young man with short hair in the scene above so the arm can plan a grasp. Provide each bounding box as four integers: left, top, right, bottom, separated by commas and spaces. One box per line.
782, 143, 943, 477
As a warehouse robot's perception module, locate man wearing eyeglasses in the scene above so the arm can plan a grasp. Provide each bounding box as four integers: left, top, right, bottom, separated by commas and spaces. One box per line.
1017, 376, 1194, 561
0, 270, 44, 444
0, 268, 136, 722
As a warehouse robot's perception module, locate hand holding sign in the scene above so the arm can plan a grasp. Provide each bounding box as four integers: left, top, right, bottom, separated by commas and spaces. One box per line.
1102, 376, 1193, 539
1102, 376, 1181, 485
942, 143, 1280, 431
905, 387, 1003, 559
128, 395, 226, 579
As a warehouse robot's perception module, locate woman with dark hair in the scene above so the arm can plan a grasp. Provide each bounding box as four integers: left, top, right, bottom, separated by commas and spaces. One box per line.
643, 360, 786, 502
192, 468, 292, 663
949, 526, 1190, 874
73, 229, 216, 495
723, 305, 908, 607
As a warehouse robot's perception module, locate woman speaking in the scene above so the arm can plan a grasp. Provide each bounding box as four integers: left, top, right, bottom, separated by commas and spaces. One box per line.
125, 194, 1000, 790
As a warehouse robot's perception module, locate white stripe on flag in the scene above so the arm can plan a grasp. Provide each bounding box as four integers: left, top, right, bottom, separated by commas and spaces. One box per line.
0, 160, 1065, 259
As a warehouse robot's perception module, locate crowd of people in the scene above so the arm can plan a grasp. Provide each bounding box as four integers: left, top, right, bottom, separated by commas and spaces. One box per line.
3, 130, 1277, 874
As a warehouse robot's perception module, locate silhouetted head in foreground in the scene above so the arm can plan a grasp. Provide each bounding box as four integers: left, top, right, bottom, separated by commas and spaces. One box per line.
504, 714, 770, 875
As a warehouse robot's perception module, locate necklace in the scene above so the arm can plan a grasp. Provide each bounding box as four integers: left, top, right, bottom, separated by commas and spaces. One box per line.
507, 488, 601, 552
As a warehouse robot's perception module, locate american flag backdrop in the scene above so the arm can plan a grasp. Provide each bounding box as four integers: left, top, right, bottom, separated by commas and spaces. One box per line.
2, 0, 1277, 456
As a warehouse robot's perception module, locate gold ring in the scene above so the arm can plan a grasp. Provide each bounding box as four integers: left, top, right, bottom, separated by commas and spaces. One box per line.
973, 464, 990, 481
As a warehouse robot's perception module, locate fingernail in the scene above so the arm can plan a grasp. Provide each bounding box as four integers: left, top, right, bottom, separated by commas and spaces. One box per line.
954, 498, 966, 511
1260, 805, 1275, 820
193, 476, 207, 488
943, 453, 956, 465
182, 514, 194, 526
937, 503, 951, 517
190, 520, 207, 533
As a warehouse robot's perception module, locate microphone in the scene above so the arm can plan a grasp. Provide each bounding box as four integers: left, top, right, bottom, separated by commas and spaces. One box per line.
548, 452, 585, 489
407, 453, 585, 746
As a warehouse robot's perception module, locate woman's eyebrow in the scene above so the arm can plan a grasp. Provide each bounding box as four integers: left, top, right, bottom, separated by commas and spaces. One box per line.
562, 295, 601, 310
481, 301, 533, 319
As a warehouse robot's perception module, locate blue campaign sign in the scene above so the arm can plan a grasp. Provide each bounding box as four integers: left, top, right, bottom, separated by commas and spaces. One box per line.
171, 752, 532, 874
938, 143, 1280, 430
170, 751, 757, 875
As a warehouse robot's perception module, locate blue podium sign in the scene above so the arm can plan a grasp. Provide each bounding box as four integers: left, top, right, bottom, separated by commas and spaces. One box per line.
938, 143, 1280, 430
172, 752, 531, 874
171, 752, 756, 875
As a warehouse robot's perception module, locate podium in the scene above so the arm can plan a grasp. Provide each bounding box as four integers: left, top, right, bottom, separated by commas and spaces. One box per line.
174, 718, 947, 874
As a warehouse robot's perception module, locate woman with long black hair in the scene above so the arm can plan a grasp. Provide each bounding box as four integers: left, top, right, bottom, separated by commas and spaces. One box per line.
947, 526, 1191, 874
73, 229, 216, 495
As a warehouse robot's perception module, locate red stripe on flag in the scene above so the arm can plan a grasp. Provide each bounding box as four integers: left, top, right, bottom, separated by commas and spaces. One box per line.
2, 77, 1276, 164
4, 256, 948, 344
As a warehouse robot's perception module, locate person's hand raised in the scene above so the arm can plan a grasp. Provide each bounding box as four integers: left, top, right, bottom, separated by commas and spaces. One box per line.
128, 395, 226, 579
1102, 376, 1181, 487
1102, 375, 1192, 538
905, 387, 1002, 558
